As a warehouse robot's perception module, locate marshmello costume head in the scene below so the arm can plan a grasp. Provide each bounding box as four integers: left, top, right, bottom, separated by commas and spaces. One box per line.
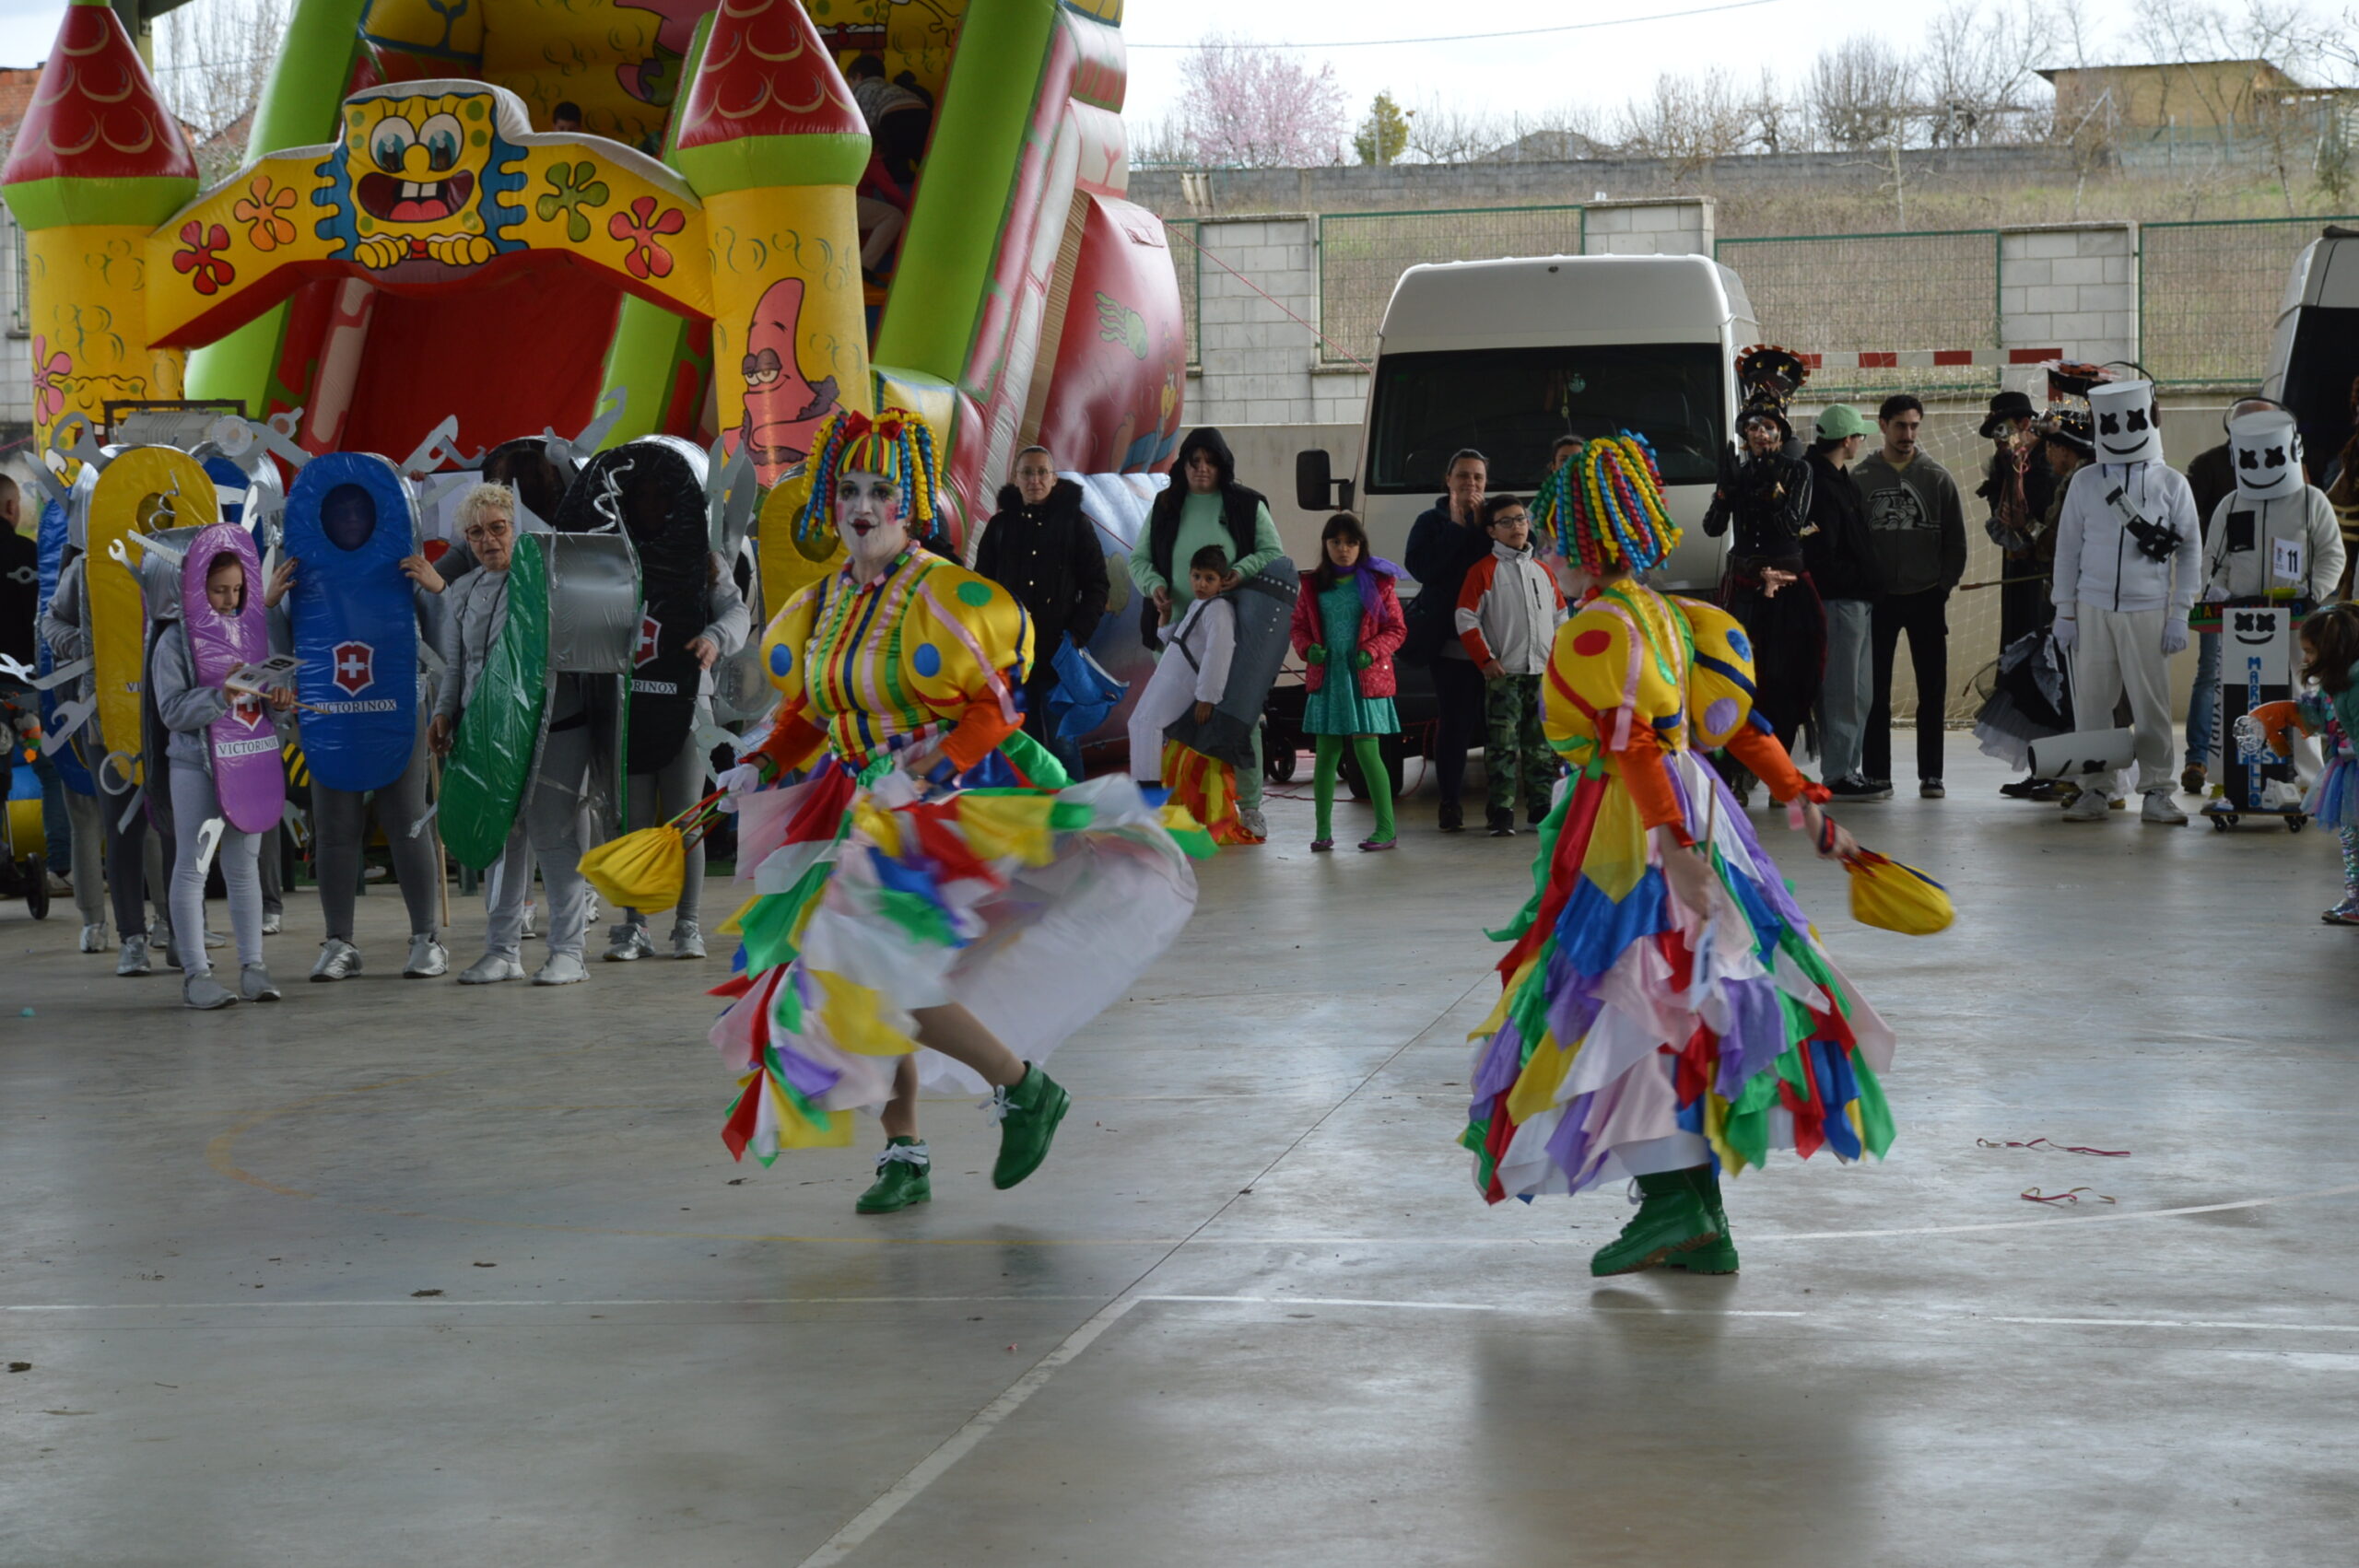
2089, 380, 2163, 468
2228, 411, 2303, 503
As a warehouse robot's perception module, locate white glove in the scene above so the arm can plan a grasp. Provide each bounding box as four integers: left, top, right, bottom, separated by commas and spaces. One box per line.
2159, 620, 2189, 657
714, 760, 764, 811
2051, 615, 2078, 652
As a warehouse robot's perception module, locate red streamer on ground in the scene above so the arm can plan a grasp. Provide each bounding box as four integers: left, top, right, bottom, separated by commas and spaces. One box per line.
1978, 1137, 2130, 1156
2021, 1187, 2118, 1205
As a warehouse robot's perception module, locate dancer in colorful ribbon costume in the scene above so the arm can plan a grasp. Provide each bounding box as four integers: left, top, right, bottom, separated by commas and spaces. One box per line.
1464, 435, 1897, 1277
716, 408, 1207, 1213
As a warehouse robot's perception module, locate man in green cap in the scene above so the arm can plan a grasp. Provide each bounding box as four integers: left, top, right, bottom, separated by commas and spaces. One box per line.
1802, 404, 1886, 800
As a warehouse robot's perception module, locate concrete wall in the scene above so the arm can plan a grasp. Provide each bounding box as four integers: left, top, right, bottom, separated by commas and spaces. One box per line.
1134, 145, 2083, 217
1183, 213, 2156, 436
1187, 198, 1713, 437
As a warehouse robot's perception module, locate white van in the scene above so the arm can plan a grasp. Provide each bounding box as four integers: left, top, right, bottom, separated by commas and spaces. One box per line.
2261, 225, 2359, 482
1296, 252, 1757, 593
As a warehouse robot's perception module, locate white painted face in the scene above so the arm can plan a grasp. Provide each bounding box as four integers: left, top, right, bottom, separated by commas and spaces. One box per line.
834, 467, 910, 570
2089, 380, 2162, 466
2228, 411, 2303, 502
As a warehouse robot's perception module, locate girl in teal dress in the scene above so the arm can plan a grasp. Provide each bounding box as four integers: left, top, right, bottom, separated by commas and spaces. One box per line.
1288, 513, 1408, 851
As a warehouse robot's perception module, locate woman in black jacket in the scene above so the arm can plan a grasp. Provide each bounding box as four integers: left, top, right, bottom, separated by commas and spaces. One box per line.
1402, 447, 1490, 831
1799, 405, 1884, 799
974, 446, 1110, 774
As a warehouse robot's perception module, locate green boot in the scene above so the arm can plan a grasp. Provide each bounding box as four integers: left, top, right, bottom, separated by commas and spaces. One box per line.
1662, 1164, 1739, 1275
990, 1063, 1071, 1189
1590, 1168, 1719, 1277
855, 1138, 932, 1213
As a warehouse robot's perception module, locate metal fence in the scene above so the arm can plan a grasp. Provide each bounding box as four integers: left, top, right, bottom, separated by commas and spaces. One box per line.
1716, 229, 2004, 400
1165, 216, 1201, 367
1316, 205, 1586, 365
2139, 216, 2357, 386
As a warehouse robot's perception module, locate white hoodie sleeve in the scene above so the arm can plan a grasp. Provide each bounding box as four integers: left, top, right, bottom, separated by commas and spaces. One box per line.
1193, 598, 1237, 705
2201, 494, 2233, 601
2307, 487, 2347, 603
2164, 469, 2202, 619
2050, 467, 2090, 613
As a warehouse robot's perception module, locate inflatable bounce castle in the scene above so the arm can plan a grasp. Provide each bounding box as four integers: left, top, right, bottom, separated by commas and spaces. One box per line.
4, 0, 1184, 565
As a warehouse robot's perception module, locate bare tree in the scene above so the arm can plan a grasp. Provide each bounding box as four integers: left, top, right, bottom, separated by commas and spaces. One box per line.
2139, 0, 2353, 210
1747, 69, 1806, 156
1619, 68, 1754, 174
155, 0, 289, 182
1809, 38, 1916, 151
1169, 36, 1350, 169
1400, 95, 1511, 164
1920, 1, 2042, 146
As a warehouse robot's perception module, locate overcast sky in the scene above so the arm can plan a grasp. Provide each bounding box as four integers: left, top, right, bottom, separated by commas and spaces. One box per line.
0, 0, 2301, 128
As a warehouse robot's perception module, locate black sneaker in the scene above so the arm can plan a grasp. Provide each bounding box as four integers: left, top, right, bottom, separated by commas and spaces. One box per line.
1485, 811, 1517, 837
1438, 802, 1464, 833
1919, 778, 1945, 800
1999, 777, 2041, 799
1826, 777, 1893, 802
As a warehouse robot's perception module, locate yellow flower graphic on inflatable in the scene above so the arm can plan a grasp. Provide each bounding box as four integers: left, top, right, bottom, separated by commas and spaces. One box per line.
233, 174, 299, 252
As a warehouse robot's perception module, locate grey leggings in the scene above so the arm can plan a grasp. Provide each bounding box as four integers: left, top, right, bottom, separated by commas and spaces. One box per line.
621, 730, 711, 928
104, 782, 172, 941
484, 722, 592, 960
310, 727, 440, 942
63, 787, 107, 927
168, 763, 263, 976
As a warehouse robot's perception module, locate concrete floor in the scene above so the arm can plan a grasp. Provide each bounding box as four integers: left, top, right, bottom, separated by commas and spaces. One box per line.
3, 750, 2356, 1567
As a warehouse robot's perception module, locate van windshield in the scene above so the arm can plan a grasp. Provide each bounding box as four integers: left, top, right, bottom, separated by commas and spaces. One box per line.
1364, 344, 1725, 494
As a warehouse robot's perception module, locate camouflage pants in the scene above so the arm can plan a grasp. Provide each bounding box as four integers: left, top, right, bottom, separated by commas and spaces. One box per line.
1484, 673, 1555, 820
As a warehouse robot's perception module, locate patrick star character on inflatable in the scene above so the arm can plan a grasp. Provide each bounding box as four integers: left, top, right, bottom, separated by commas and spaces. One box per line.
735, 278, 839, 481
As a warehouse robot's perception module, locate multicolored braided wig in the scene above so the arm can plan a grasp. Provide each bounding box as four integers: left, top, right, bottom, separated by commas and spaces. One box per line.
793, 406, 943, 549
1533, 433, 1681, 575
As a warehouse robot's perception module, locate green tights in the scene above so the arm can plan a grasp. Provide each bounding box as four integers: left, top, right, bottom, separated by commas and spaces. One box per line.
1313, 734, 1395, 843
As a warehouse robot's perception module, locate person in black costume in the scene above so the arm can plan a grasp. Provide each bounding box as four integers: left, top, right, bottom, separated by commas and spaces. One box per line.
1703, 348, 1825, 780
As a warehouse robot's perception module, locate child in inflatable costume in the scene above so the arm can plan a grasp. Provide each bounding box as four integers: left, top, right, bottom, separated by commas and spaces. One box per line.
1465, 435, 1898, 1277
2246, 604, 2359, 923
719, 407, 1208, 1213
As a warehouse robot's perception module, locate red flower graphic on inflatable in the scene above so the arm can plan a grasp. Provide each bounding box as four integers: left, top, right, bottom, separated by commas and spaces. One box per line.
30, 336, 73, 424
608, 196, 685, 281
172, 220, 236, 296
232, 176, 298, 252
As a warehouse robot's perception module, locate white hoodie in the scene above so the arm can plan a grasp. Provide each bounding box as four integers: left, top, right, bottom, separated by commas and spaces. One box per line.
2201, 486, 2345, 602
2050, 462, 2201, 618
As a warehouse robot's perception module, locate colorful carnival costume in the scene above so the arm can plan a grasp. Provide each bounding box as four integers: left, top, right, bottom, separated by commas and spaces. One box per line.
710, 409, 1208, 1211
2248, 653, 2359, 922
1468, 435, 1896, 1277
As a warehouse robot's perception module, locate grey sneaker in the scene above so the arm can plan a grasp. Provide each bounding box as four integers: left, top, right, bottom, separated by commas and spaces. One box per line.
240, 964, 282, 1002
2141, 790, 2188, 825
533, 952, 588, 986
403, 934, 449, 978
603, 922, 655, 962
457, 953, 526, 985
115, 933, 152, 977
1237, 805, 1268, 841
2061, 786, 2110, 821
261, 912, 283, 936
311, 939, 363, 981
79, 922, 111, 954
182, 971, 237, 1010
203, 927, 227, 950
670, 919, 706, 960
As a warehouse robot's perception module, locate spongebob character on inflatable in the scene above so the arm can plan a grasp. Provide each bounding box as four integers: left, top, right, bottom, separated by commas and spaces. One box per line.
321, 90, 530, 275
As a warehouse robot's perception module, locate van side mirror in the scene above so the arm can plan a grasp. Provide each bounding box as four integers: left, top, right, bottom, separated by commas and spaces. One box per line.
1296, 449, 1353, 512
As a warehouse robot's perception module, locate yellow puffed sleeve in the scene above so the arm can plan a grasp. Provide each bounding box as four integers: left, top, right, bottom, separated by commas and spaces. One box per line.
1543, 592, 1688, 767
901, 558, 1036, 771
1675, 596, 1761, 750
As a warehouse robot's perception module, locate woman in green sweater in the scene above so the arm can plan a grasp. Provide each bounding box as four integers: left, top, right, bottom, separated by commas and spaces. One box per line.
1132, 428, 1285, 837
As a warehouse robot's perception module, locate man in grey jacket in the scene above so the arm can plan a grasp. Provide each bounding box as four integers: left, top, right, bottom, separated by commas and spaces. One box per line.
429, 485, 593, 985
1853, 394, 1967, 799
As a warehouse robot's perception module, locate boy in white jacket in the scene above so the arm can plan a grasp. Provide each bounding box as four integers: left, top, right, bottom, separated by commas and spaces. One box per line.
2050, 380, 2201, 823
2201, 409, 2346, 604
1130, 545, 1237, 785
1454, 497, 1566, 834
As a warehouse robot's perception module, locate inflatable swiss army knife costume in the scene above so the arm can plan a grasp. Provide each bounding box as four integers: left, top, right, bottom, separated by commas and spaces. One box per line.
437, 509, 640, 871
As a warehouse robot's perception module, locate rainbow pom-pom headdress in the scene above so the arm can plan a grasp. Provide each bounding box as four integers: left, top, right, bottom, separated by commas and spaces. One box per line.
794, 406, 943, 546
1533, 433, 1681, 574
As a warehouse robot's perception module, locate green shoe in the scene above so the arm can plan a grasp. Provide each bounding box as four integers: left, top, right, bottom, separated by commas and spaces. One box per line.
1662, 1166, 1738, 1274
855, 1138, 933, 1213
1590, 1169, 1719, 1277
990, 1063, 1071, 1189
